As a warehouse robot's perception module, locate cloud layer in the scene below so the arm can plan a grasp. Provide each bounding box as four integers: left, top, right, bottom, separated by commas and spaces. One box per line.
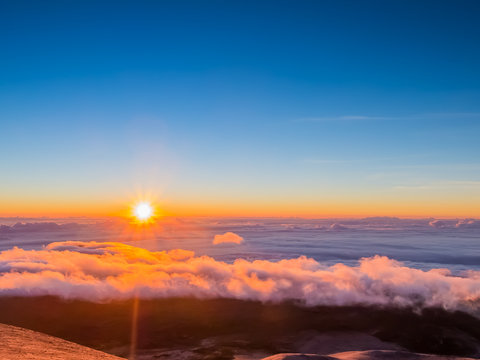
0, 241, 480, 313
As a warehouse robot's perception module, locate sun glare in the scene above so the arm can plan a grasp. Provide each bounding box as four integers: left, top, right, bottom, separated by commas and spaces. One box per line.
134, 202, 153, 221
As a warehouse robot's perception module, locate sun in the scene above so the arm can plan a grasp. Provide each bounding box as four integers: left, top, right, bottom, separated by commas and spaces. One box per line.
133, 202, 153, 221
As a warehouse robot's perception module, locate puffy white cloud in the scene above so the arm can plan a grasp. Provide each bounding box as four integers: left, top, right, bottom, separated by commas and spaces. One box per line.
0, 241, 480, 313
213, 232, 244, 245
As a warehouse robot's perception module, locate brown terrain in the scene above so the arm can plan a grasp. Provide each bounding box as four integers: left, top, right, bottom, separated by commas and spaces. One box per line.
1, 296, 480, 360
0, 323, 124, 360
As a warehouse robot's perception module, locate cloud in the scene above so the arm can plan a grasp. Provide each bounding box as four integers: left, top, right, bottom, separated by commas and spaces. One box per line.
296, 115, 392, 122
296, 112, 480, 123
0, 222, 58, 233
429, 220, 448, 229
213, 232, 244, 245
303, 159, 350, 164
394, 180, 480, 192
456, 219, 480, 229
0, 241, 480, 313
0, 222, 83, 234
329, 223, 348, 231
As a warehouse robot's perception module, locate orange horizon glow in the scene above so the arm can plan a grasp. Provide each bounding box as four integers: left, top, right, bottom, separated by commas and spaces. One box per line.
1, 197, 479, 219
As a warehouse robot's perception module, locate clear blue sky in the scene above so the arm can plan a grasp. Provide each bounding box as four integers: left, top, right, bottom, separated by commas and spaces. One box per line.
1, 0, 480, 216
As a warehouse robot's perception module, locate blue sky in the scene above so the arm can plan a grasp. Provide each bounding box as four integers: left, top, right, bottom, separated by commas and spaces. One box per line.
1, 0, 480, 216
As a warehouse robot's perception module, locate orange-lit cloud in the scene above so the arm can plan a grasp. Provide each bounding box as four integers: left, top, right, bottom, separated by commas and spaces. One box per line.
1, 241, 480, 313
213, 232, 244, 245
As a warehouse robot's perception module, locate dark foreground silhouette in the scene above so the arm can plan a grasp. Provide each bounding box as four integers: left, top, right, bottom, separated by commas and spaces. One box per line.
0, 297, 479, 359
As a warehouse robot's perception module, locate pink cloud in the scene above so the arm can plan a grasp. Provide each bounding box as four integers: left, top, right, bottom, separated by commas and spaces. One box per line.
213, 232, 244, 245
429, 220, 447, 229
456, 219, 480, 229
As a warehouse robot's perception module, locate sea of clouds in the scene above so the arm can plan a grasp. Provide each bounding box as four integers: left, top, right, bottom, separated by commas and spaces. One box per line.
0, 217, 479, 311
0, 240, 480, 313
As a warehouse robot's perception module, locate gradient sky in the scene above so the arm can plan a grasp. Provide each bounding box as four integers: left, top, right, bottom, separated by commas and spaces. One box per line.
1, 0, 480, 217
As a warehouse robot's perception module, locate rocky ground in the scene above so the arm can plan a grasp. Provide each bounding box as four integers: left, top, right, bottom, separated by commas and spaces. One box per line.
262, 352, 479, 360
0, 322, 478, 360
